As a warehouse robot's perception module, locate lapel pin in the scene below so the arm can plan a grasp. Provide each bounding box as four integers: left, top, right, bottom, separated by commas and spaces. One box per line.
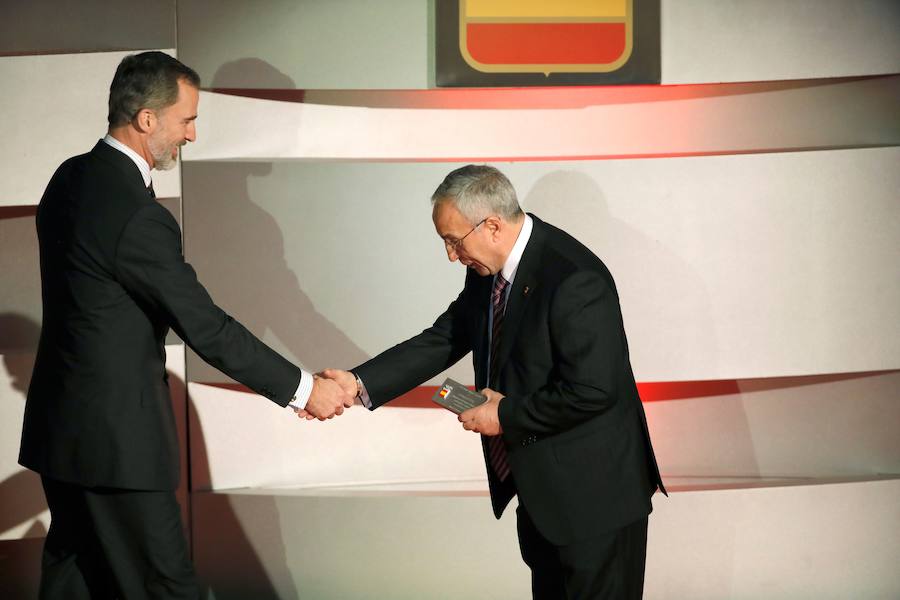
523, 286, 530, 296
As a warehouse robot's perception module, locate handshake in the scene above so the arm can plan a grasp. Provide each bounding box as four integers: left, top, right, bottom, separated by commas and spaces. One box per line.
294, 369, 360, 421
295, 369, 507, 437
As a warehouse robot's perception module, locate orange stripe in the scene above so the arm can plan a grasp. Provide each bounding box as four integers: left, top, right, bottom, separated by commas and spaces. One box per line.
466, 0, 627, 19
466, 22, 626, 65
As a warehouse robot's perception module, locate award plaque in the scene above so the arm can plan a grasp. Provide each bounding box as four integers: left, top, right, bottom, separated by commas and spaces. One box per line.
432, 378, 487, 414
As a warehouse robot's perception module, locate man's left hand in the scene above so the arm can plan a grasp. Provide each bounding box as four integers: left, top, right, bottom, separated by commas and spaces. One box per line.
459, 388, 504, 436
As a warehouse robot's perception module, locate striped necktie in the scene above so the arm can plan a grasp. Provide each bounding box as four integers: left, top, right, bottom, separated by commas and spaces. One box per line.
488, 274, 511, 481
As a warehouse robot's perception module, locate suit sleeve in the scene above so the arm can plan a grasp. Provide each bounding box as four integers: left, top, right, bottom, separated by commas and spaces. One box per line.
353, 287, 473, 409
114, 203, 302, 406
499, 270, 628, 438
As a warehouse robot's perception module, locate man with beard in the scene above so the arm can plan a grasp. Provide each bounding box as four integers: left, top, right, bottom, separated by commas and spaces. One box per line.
19, 51, 352, 599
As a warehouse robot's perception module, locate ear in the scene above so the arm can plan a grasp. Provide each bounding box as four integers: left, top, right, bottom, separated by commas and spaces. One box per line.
484, 215, 503, 239
133, 108, 155, 134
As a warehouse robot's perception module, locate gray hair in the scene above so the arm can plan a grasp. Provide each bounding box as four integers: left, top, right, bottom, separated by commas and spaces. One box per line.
108, 51, 200, 127
431, 165, 523, 223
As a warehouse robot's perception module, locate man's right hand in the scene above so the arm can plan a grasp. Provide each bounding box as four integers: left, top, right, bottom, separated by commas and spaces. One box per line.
302, 376, 353, 421
319, 368, 359, 400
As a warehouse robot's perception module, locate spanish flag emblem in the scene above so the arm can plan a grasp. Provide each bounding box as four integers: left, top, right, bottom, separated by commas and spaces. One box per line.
459, 0, 633, 74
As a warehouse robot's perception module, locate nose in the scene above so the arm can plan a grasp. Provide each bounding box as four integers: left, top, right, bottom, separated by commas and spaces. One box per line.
185, 121, 197, 143
445, 245, 459, 263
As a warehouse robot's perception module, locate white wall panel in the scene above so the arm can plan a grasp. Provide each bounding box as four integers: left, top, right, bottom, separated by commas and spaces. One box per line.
188, 383, 485, 491
187, 370, 899, 492
663, 0, 900, 83
190, 478, 900, 599
183, 148, 900, 385
646, 478, 900, 599
183, 76, 900, 162
645, 371, 900, 479
0, 50, 182, 207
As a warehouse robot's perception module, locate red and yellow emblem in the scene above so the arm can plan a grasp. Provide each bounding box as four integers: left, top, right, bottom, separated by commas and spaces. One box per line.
459, 0, 633, 74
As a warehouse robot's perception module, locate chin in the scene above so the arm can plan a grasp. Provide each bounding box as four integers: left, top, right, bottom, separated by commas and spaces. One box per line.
154, 157, 178, 171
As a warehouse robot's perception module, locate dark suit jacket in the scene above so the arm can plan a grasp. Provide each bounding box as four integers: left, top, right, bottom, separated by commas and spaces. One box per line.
355, 214, 665, 545
19, 141, 301, 491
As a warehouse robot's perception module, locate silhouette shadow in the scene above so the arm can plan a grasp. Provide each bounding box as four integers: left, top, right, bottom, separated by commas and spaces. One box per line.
187, 393, 299, 600
183, 58, 369, 385
522, 170, 720, 374
155, 365, 289, 600
522, 171, 761, 479
180, 58, 373, 599
0, 314, 45, 600
0, 311, 291, 600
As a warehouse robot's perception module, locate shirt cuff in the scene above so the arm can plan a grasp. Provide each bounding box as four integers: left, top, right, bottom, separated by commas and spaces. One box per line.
356, 373, 373, 410
287, 369, 314, 410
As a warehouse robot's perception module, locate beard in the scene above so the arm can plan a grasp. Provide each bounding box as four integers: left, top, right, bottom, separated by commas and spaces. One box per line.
148, 129, 180, 171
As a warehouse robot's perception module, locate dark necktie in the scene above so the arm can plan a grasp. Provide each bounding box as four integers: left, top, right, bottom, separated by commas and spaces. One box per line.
147, 181, 156, 199
488, 274, 511, 481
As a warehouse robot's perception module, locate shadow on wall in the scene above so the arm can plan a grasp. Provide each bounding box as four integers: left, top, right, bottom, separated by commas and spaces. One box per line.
175, 364, 296, 600
521, 169, 720, 377
0, 314, 45, 600
521, 172, 759, 479
0, 317, 289, 598
0, 313, 47, 533
184, 58, 368, 383
182, 58, 345, 599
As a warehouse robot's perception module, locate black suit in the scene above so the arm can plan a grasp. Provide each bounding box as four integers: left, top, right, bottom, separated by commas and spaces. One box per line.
355, 215, 665, 598
19, 141, 301, 598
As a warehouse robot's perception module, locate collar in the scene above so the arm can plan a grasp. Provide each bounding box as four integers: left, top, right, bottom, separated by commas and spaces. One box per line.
500, 214, 533, 285
102, 134, 152, 188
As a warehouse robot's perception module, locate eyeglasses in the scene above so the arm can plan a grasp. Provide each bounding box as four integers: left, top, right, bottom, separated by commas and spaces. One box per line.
444, 218, 487, 252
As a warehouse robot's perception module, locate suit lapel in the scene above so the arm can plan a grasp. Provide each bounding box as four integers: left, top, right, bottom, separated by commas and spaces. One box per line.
92, 140, 144, 182
491, 217, 544, 384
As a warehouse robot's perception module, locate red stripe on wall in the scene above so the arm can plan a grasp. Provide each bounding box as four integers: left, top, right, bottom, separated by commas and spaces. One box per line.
199, 382, 744, 409
466, 22, 626, 65
0, 206, 38, 219
199, 371, 898, 407
637, 380, 740, 401
383, 382, 743, 408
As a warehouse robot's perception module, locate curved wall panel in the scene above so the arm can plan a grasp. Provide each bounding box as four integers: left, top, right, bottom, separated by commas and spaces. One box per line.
183, 76, 900, 162
187, 370, 900, 491
182, 148, 900, 385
